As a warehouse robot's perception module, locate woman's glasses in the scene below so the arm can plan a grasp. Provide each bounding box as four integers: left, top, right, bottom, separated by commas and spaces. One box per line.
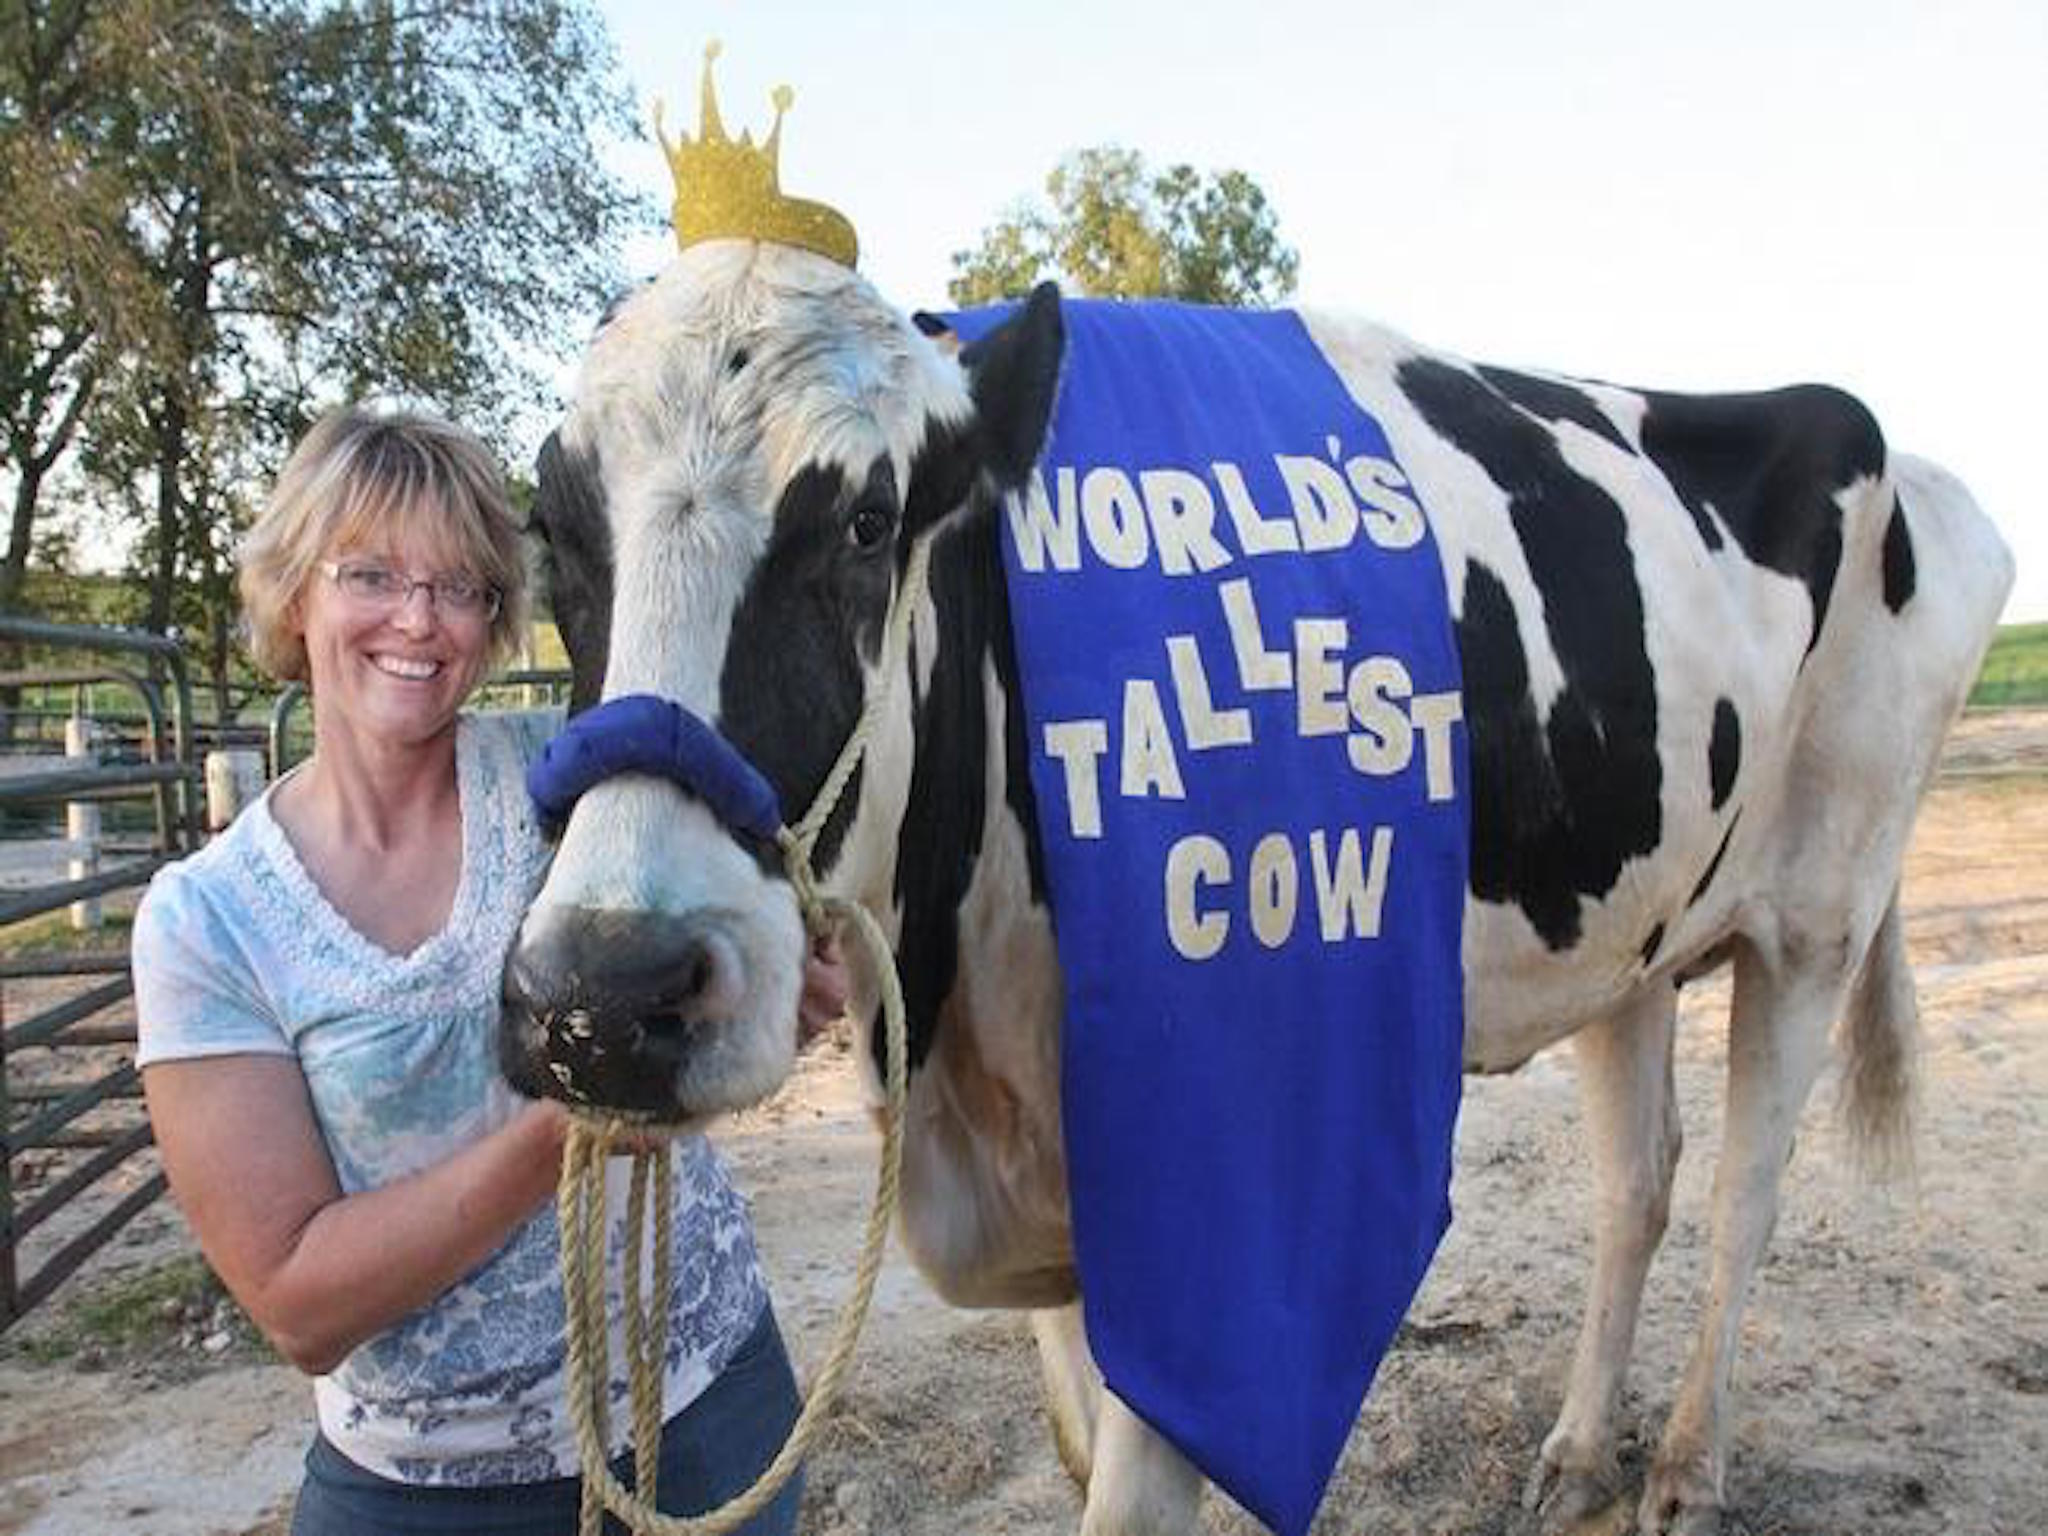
317, 559, 503, 621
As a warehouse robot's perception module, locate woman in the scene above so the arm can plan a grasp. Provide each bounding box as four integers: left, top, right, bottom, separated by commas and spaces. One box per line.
134, 405, 834, 1533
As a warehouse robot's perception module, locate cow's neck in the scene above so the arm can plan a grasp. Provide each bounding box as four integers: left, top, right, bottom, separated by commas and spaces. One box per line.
831, 499, 1079, 1306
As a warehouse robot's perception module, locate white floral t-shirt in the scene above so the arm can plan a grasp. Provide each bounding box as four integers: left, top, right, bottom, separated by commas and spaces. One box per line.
132, 710, 769, 1486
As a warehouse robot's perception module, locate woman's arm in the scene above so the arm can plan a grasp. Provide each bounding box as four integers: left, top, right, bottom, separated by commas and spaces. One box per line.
143, 1055, 567, 1375
145, 921, 850, 1375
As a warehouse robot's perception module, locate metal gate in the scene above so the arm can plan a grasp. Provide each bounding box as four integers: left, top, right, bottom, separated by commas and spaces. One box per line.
1, 615, 203, 1327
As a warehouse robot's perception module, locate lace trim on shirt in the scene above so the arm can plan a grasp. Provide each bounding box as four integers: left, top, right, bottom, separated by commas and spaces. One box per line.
224, 717, 549, 1018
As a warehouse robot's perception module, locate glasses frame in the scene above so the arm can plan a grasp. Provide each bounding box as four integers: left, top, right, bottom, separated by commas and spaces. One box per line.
316, 558, 504, 622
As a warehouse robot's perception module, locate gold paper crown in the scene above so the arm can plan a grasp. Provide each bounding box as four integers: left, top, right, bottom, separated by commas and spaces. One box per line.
654, 42, 859, 269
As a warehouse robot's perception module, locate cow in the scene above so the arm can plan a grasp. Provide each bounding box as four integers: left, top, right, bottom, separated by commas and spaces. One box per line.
499, 243, 2013, 1536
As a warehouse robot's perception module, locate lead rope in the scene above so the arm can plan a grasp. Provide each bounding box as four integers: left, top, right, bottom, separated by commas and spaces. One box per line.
560, 533, 934, 1535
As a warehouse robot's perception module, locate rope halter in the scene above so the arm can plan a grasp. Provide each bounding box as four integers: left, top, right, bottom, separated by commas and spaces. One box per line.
531, 534, 935, 1535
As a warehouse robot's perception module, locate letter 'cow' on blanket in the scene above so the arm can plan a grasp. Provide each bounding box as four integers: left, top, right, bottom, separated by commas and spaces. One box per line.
500, 246, 2011, 1535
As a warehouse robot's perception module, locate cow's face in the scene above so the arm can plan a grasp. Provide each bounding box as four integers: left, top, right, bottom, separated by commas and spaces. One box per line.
500, 244, 1060, 1122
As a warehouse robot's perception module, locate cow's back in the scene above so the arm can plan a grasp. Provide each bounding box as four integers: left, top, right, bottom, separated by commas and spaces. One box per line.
1299, 313, 2012, 1059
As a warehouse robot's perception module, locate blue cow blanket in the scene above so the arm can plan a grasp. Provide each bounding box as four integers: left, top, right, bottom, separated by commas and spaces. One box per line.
946, 299, 1468, 1536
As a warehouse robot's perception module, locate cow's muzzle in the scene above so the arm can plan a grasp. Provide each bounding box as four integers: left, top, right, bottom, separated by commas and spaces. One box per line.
500, 904, 751, 1116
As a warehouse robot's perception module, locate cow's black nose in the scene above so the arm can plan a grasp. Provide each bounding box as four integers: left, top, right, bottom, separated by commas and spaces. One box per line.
500, 906, 743, 1109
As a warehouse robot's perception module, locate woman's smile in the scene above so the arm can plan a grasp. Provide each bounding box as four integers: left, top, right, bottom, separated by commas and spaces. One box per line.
367, 651, 446, 681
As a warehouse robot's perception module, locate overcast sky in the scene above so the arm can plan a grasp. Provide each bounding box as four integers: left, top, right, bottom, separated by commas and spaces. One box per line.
592, 0, 2045, 619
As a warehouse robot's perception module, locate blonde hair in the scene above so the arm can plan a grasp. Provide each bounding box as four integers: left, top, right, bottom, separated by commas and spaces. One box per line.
240, 405, 529, 682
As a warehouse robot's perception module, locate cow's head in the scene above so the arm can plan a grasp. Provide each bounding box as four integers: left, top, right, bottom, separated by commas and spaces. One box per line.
499, 242, 1061, 1123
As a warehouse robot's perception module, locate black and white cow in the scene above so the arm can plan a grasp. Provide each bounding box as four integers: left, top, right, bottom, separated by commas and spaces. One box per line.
500, 244, 2012, 1536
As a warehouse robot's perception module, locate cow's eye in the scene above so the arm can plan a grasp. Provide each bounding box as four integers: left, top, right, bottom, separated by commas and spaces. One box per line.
849, 501, 896, 552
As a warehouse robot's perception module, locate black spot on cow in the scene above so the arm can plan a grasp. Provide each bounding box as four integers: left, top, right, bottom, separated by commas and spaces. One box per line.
721, 456, 900, 875
1638, 385, 1880, 655
903, 415, 981, 540
1709, 699, 1740, 811
1883, 493, 1917, 613
531, 432, 614, 714
1455, 561, 1577, 947
1402, 360, 1662, 951
1688, 811, 1742, 908
884, 298, 1063, 1075
1476, 365, 1634, 456
1640, 922, 1666, 967
890, 439, 1049, 1073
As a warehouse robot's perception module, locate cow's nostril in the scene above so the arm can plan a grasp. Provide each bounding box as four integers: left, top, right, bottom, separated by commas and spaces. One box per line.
640, 1005, 690, 1042
683, 951, 712, 1004
653, 929, 742, 1023
692, 930, 746, 1020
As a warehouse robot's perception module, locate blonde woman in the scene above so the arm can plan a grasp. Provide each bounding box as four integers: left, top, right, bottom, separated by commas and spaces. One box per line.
134, 406, 831, 1533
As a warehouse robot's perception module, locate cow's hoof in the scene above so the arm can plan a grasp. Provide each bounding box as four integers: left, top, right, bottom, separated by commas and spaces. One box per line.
1636, 1463, 1723, 1536
1523, 1450, 1624, 1532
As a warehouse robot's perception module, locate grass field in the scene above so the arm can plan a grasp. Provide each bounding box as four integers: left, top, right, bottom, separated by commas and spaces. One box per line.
1969, 622, 2048, 709
0, 908, 133, 960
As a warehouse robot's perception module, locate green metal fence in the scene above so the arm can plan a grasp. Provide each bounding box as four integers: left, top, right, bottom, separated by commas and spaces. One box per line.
1, 616, 204, 1328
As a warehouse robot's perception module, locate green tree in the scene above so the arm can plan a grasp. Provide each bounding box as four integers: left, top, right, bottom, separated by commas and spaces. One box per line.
0, 0, 166, 627
0, 263, 99, 625
1, 0, 645, 720
949, 146, 1298, 308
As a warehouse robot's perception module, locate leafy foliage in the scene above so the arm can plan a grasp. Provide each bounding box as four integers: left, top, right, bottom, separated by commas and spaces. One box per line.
1, 0, 645, 721
949, 146, 1298, 308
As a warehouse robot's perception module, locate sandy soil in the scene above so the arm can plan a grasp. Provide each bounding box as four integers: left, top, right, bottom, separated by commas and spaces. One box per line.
3, 713, 2044, 1536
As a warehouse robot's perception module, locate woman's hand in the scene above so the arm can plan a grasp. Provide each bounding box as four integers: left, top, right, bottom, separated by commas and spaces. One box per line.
799, 932, 851, 1047
530, 1094, 685, 1157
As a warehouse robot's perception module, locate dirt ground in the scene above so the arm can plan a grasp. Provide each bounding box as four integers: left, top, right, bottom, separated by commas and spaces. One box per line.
2, 714, 2043, 1536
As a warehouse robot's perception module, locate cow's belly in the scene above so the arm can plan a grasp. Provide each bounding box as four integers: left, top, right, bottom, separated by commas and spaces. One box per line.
1457, 865, 1730, 1072
1458, 910, 1705, 1072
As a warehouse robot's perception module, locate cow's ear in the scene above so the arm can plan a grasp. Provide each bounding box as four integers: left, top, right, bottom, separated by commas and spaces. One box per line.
961, 282, 1063, 488
533, 429, 614, 715
531, 432, 563, 536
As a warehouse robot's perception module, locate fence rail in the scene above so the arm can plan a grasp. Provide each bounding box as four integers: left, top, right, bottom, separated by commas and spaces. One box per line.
1, 616, 202, 1329
0, 855, 182, 929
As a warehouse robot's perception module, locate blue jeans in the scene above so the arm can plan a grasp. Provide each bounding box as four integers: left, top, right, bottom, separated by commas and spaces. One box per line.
291, 1304, 803, 1535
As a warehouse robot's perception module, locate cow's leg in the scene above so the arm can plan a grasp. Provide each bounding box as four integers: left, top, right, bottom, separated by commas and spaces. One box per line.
1525, 983, 1682, 1530
1081, 1392, 1204, 1536
1032, 1306, 1202, 1533
1639, 941, 1843, 1536
1032, 1303, 1102, 1487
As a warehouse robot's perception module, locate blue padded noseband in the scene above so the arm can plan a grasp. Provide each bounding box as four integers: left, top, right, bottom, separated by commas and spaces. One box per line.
526, 693, 782, 843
